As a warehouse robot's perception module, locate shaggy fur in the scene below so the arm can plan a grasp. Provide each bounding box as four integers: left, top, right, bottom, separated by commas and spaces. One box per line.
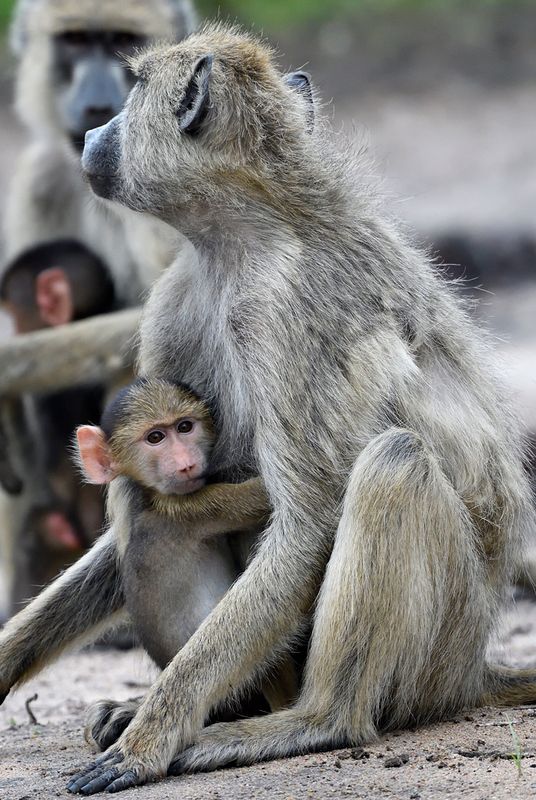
0, 24, 534, 794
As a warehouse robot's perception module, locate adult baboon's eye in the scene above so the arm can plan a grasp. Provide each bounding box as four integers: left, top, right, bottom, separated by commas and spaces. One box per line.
146, 430, 165, 444
177, 420, 194, 434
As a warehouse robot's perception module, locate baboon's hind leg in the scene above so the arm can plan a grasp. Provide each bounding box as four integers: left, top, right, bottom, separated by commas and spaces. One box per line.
170, 429, 488, 774
85, 698, 142, 751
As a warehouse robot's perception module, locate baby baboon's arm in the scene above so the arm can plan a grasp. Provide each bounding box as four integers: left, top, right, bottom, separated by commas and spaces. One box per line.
0, 528, 124, 701
152, 477, 271, 535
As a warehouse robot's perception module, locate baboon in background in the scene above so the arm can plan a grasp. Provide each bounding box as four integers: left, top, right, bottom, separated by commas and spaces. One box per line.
5, 0, 197, 296
0, 0, 197, 616
0, 241, 117, 610
0, 25, 535, 794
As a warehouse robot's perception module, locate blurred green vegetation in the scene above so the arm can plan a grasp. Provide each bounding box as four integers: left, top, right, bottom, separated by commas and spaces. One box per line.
198, 0, 528, 30
0, 0, 530, 33
0, 0, 13, 28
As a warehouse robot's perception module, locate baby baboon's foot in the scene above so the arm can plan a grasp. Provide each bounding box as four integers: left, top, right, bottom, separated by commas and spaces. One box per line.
84, 697, 142, 751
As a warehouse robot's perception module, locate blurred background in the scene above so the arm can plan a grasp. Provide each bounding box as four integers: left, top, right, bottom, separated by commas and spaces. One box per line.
0, 0, 534, 607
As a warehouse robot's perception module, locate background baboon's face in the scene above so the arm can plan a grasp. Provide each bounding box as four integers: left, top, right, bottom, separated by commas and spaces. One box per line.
11, 0, 197, 144
52, 28, 147, 152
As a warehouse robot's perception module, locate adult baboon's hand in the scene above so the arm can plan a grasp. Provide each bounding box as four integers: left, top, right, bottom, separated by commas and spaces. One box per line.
66, 745, 164, 794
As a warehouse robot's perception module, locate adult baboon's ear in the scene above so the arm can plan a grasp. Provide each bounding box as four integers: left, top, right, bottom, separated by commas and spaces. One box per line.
176, 54, 213, 135
284, 71, 314, 133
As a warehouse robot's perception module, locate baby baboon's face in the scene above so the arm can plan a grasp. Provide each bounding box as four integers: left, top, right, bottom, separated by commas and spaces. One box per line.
81, 25, 313, 227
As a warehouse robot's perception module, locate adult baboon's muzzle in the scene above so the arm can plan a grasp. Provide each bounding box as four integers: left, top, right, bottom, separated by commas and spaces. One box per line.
82, 115, 122, 200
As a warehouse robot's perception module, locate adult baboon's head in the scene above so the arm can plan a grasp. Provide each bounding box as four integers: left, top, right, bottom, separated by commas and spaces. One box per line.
82, 24, 315, 229
11, 0, 197, 151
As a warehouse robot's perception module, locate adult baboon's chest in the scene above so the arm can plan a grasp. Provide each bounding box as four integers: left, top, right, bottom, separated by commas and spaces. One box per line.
169, 278, 256, 477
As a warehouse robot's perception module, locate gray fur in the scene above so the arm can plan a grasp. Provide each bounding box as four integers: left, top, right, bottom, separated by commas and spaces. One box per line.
0, 24, 534, 793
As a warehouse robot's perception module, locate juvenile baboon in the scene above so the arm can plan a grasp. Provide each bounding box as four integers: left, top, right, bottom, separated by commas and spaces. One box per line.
0, 0, 197, 617
0, 25, 535, 794
0, 241, 118, 610
76, 379, 268, 669
1, 239, 115, 334
75, 377, 294, 746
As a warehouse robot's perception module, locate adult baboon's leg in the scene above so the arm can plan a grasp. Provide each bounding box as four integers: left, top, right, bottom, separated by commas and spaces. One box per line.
170, 429, 487, 773
0, 528, 124, 698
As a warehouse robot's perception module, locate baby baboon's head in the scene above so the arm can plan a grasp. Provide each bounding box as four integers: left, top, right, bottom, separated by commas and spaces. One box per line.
82, 24, 315, 227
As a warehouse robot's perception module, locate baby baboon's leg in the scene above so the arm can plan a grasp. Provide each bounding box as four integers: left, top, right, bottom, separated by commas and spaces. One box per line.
170, 429, 486, 773
0, 528, 124, 697
86, 698, 143, 751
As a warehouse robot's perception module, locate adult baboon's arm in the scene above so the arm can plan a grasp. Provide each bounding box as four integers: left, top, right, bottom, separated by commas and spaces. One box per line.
0, 527, 125, 702
0, 308, 141, 396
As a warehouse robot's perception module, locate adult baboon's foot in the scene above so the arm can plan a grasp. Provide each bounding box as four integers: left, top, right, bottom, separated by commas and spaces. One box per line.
84, 697, 142, 751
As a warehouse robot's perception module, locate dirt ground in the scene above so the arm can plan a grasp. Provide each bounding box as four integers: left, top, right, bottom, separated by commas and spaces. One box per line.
0, 596, 535, 800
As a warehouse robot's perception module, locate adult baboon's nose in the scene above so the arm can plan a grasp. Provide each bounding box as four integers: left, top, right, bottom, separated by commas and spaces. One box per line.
82, 115, 122, 200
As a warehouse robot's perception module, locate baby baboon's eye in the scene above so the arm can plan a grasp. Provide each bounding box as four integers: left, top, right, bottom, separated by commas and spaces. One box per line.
177, 420, 194, 434
146, 430, 165, 445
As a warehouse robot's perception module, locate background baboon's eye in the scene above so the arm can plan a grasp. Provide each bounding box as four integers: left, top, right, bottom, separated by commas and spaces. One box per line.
111, 32, 143, 50
177, 420, 194, 433
146, 430, 165, 444
60, 31, 90, 47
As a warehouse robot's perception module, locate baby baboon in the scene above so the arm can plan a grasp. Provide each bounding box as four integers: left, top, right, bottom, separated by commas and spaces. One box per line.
0, 25, 535, 794
1, 239, 115, 335
0, 241, 118, 608
75, 377, 294, 747
76, 377, 269, 671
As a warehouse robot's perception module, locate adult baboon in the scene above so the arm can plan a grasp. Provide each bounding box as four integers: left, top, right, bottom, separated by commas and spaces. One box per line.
0, 26, 535, 794
4, 0, 197, 297
0, 0, 197, 615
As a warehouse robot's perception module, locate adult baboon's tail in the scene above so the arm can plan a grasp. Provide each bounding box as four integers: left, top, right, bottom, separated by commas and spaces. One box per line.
482, 665, 536, 706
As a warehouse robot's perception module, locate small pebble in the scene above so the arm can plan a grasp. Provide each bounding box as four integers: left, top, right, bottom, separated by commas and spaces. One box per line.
384, 753, 410, 768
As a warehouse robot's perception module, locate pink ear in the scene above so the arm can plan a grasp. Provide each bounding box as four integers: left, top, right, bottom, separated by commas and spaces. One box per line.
36, 267, 74, 327
76, 425, 115, 484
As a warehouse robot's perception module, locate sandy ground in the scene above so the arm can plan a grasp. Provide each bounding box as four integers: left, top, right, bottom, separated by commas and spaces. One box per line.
0, 596, 535, 799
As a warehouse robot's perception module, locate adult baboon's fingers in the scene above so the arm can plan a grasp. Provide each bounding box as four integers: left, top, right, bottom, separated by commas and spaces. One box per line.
78, 767, 121, 795
67, 753, 123, 792
106, 770, 140, 793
